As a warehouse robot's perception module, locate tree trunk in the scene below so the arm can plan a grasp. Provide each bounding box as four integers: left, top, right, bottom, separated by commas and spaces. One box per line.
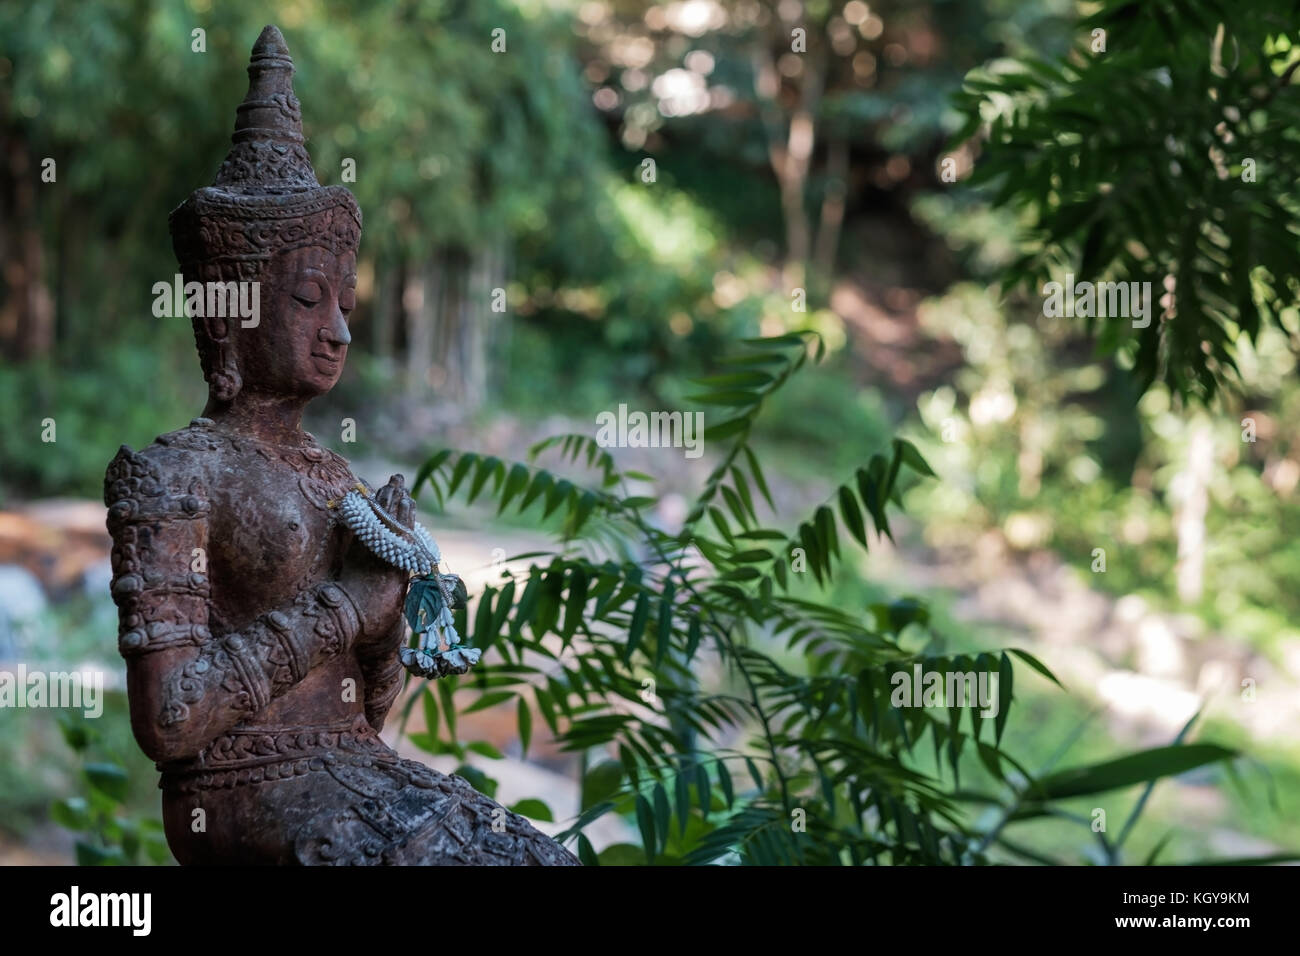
0, 123, 55, 360
404, 256, 441, 400
399, 244, 504, 415
431, 248, 463, 405
752, 40, 825, 293
371, 264, 398, 363
813, 136, 849, 282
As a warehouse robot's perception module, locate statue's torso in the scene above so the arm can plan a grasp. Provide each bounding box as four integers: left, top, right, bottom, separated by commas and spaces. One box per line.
199, 429, 353, 626
155, 422, 375, 761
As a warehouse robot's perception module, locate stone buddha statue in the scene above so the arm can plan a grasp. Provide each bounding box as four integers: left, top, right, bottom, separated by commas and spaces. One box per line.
103, 25, 577, 866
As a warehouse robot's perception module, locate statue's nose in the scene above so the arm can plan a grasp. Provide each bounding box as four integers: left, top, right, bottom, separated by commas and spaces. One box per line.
319, 314, 351, 348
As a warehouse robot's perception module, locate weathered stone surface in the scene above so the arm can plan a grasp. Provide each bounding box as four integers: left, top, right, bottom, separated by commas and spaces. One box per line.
103, 25, 577, 866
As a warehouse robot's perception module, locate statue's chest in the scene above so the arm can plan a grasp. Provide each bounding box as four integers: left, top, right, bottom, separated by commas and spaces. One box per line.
209, 443, 358, 622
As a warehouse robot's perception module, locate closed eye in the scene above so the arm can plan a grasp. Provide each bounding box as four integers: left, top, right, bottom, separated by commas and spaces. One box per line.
293, 280, 325, 308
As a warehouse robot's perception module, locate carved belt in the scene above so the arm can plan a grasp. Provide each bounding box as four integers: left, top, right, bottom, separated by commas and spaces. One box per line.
157, 714, 393, 793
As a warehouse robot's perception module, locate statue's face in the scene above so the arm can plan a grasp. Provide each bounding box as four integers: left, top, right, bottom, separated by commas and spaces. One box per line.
238, 244, 357, 398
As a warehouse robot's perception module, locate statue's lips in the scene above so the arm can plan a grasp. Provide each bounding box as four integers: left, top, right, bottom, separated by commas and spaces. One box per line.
310, 351, 343, 370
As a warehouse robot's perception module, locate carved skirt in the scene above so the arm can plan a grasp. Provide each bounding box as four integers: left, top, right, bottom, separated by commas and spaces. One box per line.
158, 715, 579, 866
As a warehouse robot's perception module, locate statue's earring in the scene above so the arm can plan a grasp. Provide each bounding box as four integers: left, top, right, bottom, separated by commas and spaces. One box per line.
210, 345, 242, 401
206, 317, 242, 401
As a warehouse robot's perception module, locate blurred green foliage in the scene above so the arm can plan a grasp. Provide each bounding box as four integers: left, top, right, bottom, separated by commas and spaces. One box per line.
953, 0, 1300, 400
53, 710, 171, 865
0, 0, 1060, 494
0, 0, 614, 495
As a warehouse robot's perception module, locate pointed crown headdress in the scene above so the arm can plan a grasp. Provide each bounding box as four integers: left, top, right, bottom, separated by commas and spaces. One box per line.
169, 25, 361, 278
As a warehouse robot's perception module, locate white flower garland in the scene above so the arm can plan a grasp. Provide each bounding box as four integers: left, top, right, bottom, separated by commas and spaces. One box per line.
336, 488, 439, 576
333, 485, 481, 678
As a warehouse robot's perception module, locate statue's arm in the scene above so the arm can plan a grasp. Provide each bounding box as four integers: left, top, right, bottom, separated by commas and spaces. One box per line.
104, 445, 364, 762
357, 620, 406, 732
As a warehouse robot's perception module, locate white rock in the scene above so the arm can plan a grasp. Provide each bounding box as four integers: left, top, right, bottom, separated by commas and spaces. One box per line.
0, 564, 48, 657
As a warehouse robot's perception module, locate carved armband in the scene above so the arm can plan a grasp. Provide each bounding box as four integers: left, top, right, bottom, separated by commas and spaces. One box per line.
104, 446, 212, 659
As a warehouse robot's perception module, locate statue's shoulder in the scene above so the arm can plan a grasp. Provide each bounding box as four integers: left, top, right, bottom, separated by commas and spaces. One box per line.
103, 419, 223, 510
154, 417, 233, 455
288, 433, 365, 507
297, 432, 361, 481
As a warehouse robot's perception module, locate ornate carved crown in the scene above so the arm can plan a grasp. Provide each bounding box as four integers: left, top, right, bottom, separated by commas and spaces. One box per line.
169, 25, 361, 276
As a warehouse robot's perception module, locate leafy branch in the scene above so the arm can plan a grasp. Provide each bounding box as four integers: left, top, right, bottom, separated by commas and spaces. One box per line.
399, 332, 1266, 865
